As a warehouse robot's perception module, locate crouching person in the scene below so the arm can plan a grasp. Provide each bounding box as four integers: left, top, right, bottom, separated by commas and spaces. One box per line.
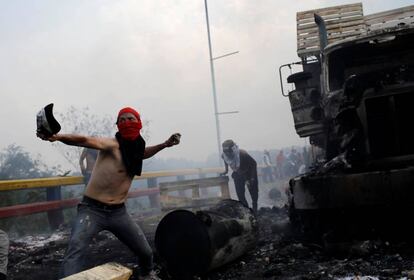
220, 139, 259, 214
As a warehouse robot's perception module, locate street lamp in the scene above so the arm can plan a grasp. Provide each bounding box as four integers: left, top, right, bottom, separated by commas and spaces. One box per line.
204, 0, 239, 165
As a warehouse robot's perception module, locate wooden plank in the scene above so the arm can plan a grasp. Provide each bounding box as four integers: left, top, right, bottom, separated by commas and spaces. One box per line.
137, 167, 223, 180
298, 23, 366, 39
160, 183, 199, 193
297, 3, 363, 19
298, 33, 361, 50
298, 18, 364, 31
296, 3, 366, 57
298, 28, 364, 44
159, 177, 229, 190
297, 19, 366, 34
159, 176, 230, 211
297, 48, 320, 57
61, 262, 132, 280
298, 11, 363, 25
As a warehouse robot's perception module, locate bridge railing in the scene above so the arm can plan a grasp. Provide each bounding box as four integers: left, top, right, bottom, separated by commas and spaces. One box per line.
0, 168, 224, 228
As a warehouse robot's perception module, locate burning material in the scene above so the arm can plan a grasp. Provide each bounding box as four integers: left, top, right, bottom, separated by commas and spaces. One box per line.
154, 199, 257, 279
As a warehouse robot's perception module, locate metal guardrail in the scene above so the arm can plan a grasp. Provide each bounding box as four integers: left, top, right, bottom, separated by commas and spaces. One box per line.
0, 167, 223, 192
159, 176, 230, 211
0, 168, 224, 222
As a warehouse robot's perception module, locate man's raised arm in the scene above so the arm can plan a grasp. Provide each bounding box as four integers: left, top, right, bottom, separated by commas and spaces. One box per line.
143, 133, 180, 159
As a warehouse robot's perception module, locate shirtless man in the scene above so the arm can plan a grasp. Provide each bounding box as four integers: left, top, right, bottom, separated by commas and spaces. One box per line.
37, 107, 180, 279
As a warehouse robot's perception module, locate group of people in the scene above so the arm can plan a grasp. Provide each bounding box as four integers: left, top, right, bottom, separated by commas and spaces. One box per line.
265, 147, 311, 180
33, 105, 309, 279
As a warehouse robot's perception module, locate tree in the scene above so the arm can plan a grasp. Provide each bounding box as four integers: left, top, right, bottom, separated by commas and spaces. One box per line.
0, 144, 56, 180
0, 144, 63, 235
52, 106, 150, 171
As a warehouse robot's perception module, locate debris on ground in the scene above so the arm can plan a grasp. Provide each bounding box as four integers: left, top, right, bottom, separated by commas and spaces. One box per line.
8, 205, 414, 279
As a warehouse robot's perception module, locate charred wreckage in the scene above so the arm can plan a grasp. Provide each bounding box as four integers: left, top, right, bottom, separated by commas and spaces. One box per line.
279, 3, 414, 242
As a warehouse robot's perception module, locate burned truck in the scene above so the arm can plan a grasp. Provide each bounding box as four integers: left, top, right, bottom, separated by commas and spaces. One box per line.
280, 3, 414, 241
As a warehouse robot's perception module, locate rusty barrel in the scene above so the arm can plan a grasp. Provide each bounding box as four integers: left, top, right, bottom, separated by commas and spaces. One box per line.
154, 199, 257, 279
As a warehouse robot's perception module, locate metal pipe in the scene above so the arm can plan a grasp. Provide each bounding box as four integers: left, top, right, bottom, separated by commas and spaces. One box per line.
204, 0, 222, 166
314, 13, 328, 51
213, 51, 240, 60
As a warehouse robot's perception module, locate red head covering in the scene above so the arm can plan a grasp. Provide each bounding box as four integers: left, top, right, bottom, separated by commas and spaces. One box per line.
117, 107, 140, 122
117, 107, 142, 141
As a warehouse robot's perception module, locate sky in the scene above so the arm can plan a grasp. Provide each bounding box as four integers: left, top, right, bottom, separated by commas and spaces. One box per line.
0, 0, 412, 170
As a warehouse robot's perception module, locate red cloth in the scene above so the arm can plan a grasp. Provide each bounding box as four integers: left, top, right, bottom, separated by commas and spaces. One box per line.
117, 107, 142, 140
117, 107, 139, 120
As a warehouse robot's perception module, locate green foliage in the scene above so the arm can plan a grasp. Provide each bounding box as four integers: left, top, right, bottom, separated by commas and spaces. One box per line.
0, 144, 54, 180
0, 144, 61, 235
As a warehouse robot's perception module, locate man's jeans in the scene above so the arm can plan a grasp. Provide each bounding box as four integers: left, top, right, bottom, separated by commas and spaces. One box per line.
232, 169, 259, 213
61, 196, 153, 277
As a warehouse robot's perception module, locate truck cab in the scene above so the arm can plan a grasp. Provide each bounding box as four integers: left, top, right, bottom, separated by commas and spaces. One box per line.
280, 3, 414, 241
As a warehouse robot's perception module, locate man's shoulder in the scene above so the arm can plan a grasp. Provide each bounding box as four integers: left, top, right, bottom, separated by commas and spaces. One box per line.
96, 137, 119, 152
239, 149, 254, 160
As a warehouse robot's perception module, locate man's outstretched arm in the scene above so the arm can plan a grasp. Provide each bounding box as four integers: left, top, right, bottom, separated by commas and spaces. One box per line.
37, 133, 117, 151
144, 133, 180, 159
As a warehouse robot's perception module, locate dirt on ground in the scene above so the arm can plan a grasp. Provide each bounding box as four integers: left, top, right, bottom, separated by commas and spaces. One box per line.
7, 202, 414, 280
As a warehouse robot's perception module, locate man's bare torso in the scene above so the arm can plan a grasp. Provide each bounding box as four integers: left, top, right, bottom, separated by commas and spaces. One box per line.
84, 139, 133, 204
84, 151, 97, 172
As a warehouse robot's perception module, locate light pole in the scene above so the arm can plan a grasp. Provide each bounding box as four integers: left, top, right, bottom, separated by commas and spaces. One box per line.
204, 0, 239, 165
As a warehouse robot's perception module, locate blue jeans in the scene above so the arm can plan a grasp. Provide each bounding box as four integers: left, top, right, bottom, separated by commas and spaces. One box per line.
61, 196, 153, 277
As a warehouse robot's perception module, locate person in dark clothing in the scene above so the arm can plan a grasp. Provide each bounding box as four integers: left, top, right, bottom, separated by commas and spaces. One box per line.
220, 139, 259, 214
37, 106, 180, 279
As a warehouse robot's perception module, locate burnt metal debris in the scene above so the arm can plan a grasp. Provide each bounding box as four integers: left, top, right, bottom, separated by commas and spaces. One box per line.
9, 207, 414, 279
279, 3, 414, 241
154, 199, 257, 279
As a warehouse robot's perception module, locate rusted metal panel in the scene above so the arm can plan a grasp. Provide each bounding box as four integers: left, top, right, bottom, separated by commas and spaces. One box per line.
365, 5, 414, 30
291, 166, 414, 210
155, 199, 257, 279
